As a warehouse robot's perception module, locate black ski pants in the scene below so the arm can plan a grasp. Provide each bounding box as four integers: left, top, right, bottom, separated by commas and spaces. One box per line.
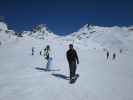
69, 61, 77, 80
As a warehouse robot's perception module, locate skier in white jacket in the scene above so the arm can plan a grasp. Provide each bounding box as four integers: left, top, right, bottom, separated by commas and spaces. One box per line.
43, 45, 53, 70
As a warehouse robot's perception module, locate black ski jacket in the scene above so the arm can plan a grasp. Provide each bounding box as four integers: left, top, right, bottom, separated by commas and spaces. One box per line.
66, 49, 79, 64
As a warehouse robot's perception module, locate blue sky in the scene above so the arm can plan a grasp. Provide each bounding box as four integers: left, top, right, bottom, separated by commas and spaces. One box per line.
0, 0, 133, 35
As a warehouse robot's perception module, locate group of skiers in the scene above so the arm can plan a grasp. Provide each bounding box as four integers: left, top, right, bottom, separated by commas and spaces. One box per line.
31, 44, 124, 83
31, 44, 79, 83
32, 44, 123, 83
106, 51, 116, 60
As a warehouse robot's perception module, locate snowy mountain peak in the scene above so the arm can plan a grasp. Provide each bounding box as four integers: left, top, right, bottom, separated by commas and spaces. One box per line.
78, 24, 94, 32
0, 22, 16, 46
70, 24, 96, 38
0, 22, 8, 31
27, 24, 58, 40
65, 25, 133, 50
1, 21, 133, 51
32, 24, 49, 33
80, 24, 89, 29
31, 24, 51, 34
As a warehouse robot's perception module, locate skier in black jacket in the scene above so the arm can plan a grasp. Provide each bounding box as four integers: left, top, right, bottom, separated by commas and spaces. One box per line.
66, 44, 79, 82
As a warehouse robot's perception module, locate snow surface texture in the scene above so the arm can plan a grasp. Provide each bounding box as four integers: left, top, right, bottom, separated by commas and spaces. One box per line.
0, 22, 133, 100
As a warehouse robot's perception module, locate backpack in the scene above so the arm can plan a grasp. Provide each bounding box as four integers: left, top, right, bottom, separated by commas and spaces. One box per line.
44, 48, 49, 60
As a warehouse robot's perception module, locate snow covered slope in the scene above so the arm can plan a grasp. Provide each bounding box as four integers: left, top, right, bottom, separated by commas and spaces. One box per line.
24, 24, 59, 40
0, 22, 133, 100
0, 34, 133, 100
64, 24, 133, 51
0, 22, 8, 30
0, 22, 17, 46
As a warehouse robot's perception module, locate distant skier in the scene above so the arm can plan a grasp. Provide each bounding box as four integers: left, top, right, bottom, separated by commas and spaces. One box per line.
106, 51, 109, 59
32, 47, 35, 55
40, 50, 42, 55
112, 53, 116, 60
120, 49, 122, 53
43, 45, 53, 71
66, 44, 79, 83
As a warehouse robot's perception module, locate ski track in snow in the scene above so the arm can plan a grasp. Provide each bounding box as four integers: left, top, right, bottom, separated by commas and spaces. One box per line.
0, 36, 133, 100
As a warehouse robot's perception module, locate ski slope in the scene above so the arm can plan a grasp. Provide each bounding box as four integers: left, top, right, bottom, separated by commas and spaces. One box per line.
0, 35, 133, 100
0, 22, 133, 100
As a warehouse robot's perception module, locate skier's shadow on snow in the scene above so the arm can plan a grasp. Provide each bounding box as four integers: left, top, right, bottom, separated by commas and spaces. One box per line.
35, 67, 60, 72
52, 73, 69, 80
